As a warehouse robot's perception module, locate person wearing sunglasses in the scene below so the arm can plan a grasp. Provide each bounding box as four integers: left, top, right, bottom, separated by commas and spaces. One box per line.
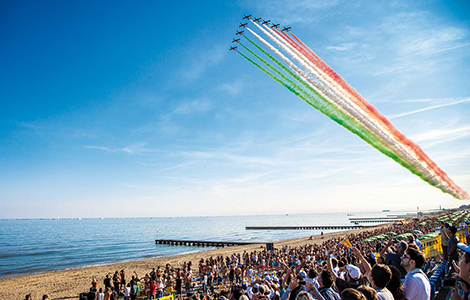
400, 249, 430, 300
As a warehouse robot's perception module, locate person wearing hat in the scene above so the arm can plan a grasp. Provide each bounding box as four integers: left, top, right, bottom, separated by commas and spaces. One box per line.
326, 253, 368, 293
400, 248, 430, 300
451, 243, 470, 300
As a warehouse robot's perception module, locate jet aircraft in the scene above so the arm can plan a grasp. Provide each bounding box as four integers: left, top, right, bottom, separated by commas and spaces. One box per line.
243, 14, 251, 20
236, 30, 244, 36
282, 26, 291, 32
271, 23, 280, 29
229, 46, 237, 51
254, 17, 262, 23
262, 20, 270, 25
239, 23, 248, 28
232, 38, 240, 43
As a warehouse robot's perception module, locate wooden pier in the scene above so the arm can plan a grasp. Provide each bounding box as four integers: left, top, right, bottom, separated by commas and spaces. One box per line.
155, 239, 256, 247
349, 217, 403, 223
245, 225, 365, 230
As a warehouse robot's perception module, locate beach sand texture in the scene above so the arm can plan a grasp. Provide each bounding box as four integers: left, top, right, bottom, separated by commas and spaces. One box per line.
0, 224, 388, 300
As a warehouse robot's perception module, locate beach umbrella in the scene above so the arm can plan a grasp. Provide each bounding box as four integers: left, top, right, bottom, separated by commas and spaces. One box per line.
396, 233, 412, 239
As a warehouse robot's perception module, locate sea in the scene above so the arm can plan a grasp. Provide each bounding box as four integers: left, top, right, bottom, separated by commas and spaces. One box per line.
0, 210, 420, 278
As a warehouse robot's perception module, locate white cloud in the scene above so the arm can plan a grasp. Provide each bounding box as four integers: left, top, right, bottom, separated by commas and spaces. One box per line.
182, 44, 227, 80
83, 143, 163, 155
390, 98, 470, 119
173, 98, 212, 115
326, 43, 357, 52
217, 81, 243, 96
412, 125, 470, 144
155, 161, 199, 174
373, 12, 469, 75
251, 0, 342, 25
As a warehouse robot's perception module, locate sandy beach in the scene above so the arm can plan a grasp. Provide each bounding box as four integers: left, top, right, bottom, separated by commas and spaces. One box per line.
0, 224, 390, 300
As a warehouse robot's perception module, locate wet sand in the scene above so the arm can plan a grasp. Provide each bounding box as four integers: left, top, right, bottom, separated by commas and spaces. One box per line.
0, 224, 390, 300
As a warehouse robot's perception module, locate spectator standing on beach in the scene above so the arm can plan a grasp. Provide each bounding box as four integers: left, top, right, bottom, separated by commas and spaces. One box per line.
96, 288, 104, 300
91, 277, 98, 292
123, 284, 130, 300
175, 272, 183, 299
104, 274, 112, 289
113, 271, 120, 294
150, 280, 157, 299
103, 287, 111, 300
87, 287, 97, 300
184, 272, 192, 295
112, 288, 120, 300
400, 248, 430, 300
156, 278, 164, 298
130, 281, 138, 300
121, 269, 126, 290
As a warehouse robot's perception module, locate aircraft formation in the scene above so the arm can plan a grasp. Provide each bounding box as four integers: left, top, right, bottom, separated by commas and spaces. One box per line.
230, 15, 291, 52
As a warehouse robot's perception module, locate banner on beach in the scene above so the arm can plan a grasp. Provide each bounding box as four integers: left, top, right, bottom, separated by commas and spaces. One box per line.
421, 229, 467, 258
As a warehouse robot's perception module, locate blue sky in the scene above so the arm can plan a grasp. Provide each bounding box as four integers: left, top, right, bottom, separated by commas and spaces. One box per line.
1, 0, 469, 218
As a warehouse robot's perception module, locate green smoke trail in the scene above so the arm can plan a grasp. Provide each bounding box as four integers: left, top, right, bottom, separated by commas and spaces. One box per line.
237, 46, 440, 189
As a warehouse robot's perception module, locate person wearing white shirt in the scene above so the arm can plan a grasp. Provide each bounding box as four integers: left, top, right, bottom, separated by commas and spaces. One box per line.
400, 249, 431, 300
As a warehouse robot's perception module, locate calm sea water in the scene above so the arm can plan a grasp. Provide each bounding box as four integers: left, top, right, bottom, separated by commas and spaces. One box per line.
0, 211, 416, 278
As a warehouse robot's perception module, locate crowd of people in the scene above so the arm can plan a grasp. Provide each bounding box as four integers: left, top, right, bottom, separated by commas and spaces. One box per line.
25, 211, 470, 300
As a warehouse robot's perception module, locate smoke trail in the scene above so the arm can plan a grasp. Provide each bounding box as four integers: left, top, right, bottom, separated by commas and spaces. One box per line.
239, 36, 447, 192
235, 20, 468, 200
246, 23, 451, 193
278, 29, 465, 198
254, 21, 464, 199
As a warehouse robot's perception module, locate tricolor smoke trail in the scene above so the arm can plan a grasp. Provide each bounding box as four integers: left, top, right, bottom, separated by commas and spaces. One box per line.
232, 18, 469, 200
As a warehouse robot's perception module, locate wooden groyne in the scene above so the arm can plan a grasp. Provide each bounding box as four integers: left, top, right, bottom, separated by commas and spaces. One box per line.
245, 225, 365, 230
155, 239, 256, 247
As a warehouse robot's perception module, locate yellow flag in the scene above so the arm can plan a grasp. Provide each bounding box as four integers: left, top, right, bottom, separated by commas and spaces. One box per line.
341, 237, 353, 248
